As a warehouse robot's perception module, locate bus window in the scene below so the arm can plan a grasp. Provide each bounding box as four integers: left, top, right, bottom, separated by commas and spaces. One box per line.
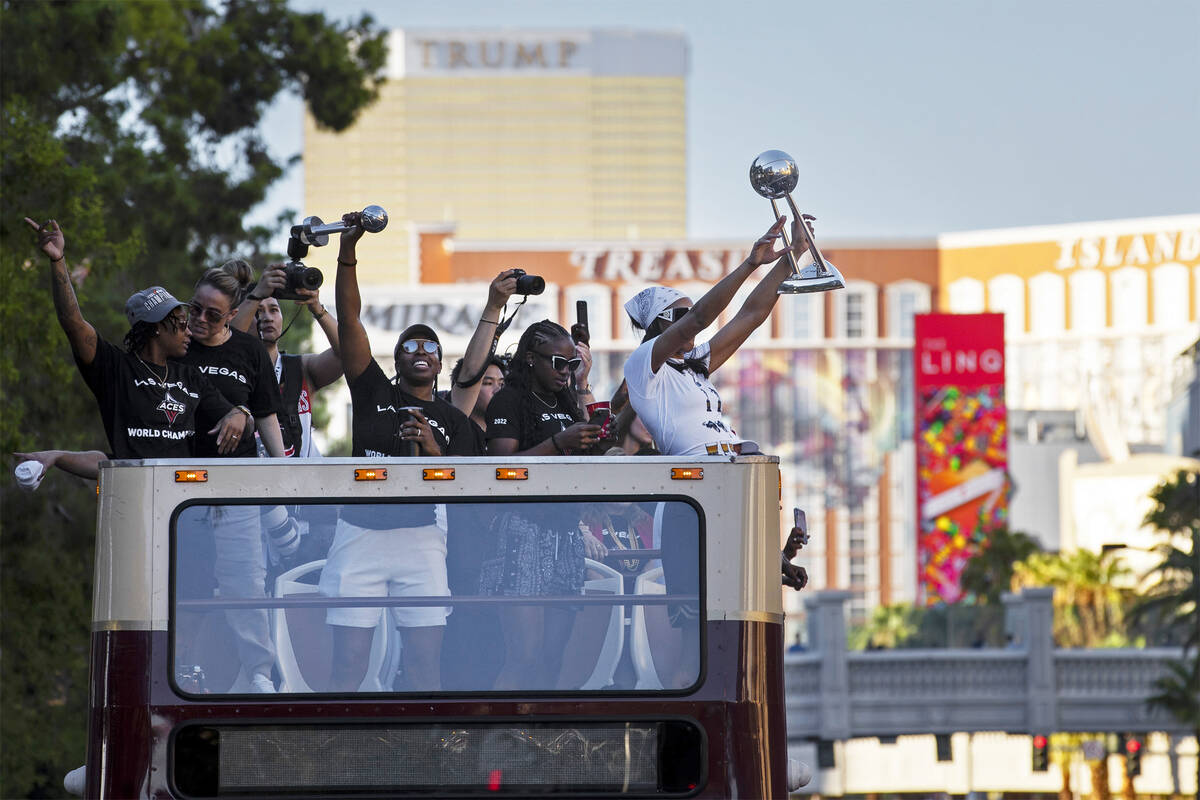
171, 498, 702, 695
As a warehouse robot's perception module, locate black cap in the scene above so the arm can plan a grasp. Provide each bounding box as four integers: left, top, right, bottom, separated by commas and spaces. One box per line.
395, 323, 441, 359
398, 323, 440, 347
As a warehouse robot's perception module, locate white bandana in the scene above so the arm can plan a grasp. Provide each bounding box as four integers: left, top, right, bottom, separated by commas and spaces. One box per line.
623, 286, 687, 330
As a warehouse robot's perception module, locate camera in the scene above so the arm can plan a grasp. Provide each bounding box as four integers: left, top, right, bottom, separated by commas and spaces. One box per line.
262, 233, 325, 302
511, 268, 545, 296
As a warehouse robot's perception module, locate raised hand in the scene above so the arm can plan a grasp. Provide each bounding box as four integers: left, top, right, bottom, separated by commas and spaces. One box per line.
746, 217, 789, 267
24, 217, 64, 261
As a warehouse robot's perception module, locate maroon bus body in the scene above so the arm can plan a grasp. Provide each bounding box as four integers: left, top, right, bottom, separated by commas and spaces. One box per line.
86, 620, 785, 799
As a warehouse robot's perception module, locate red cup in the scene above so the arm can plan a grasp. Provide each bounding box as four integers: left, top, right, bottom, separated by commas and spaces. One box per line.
586, 401, 613, 439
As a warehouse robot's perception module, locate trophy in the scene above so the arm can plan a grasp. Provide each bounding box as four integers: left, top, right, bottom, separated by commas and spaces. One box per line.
749, 151, 845, 294
297, 204, 388, 246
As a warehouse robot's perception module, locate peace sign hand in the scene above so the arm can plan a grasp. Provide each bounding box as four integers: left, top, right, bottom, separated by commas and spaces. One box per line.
24, 217, 64, 261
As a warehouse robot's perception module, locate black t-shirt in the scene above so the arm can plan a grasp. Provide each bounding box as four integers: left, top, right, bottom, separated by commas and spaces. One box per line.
347, 359, 480, 459
485, 386, 577, 451
76, 338, 233, 459
174, 327, 283, 457
342, 360, 480, 530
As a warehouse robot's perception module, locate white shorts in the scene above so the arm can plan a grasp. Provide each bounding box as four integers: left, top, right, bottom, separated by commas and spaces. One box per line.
319, 519, 451, 629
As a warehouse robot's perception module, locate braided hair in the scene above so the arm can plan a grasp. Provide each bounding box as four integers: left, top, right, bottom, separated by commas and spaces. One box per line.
123, 321, 159, 355
506, 320, 583, 447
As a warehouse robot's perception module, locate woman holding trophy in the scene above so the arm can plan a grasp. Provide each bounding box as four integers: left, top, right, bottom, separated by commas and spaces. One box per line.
621, 213, 812, 686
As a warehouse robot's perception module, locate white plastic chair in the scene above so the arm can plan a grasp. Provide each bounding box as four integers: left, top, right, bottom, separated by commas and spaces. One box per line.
630, 567, 666, 689
577, 558, 625, 690
272, 559, 396, 692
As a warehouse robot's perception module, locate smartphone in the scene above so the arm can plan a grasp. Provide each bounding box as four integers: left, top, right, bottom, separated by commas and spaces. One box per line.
793, 508, 809, 545
572, 300, 590, 345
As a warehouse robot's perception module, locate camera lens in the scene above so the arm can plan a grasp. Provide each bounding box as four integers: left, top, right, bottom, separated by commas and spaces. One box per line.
515, 274, 545, 295
299, 266, 323, 290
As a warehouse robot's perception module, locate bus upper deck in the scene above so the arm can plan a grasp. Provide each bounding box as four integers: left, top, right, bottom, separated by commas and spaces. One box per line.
87, 455, 796, 798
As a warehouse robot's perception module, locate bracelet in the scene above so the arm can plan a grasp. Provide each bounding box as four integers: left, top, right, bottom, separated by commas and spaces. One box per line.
235, 404, 252, 419
337, 258, 357, 267
312, 305, 327, 320
579, 385, 593, 394
246, 295, 265, 303
480, 317, 499, 324
551, 432, 566, 455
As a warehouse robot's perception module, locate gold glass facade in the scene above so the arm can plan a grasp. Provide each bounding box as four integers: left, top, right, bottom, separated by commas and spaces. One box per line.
303, 30, 687, 285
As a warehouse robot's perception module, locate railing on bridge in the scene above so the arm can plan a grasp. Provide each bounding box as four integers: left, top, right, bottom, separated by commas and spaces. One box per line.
785, 588, 1190, 741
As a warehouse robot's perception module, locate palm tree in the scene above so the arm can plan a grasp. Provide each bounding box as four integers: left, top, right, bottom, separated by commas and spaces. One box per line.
1012, 549, 1133, 648
961, 526, 1042, 605
1146, 658, 1200, 792
847, 603, 921, 650
1128, 469, 1199, 652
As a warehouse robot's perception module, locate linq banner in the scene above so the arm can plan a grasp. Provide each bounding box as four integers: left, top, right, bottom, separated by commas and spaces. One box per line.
914, 313, 1010, 605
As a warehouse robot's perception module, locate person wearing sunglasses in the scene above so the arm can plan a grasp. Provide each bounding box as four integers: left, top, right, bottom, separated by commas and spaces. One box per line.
23, 216, 243, 459
325, 218, 480, 692
480, 320, 607, 690
174, 260, 290, 692
620, 215, 813, 687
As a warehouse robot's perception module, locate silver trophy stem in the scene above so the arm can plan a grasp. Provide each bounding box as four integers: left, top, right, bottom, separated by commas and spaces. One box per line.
302, 205, 389, 245
783, 194, 831, 276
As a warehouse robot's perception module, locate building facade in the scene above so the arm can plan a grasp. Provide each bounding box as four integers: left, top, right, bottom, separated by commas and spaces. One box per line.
303, 29, 688, 286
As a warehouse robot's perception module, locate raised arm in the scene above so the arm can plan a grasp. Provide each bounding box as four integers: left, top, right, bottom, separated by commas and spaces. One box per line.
25, 217, 97, 365
450, 269, 516, 416
232, 265, 288, 333
333, 215, 370, 381
296, 288, 343, 390
649, 218, 789, 372
708, 214, 815, 373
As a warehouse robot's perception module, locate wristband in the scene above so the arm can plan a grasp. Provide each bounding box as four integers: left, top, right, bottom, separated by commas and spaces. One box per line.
235, 405, 252, 419
551, 432, 566, 455
480, 317, 499, 324
312, 305, 327, 320
337, 258, 357, 267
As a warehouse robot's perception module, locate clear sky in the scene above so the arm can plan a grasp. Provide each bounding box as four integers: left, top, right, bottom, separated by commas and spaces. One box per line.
253, 0, 1199, 245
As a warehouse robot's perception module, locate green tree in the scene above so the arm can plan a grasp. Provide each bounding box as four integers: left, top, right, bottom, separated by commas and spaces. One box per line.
1129, 468, 1199, 652
0, 2, 385, 796
1012, 549, 1134, 648
848, 603, 922, 650
960, 526, 1042, 605
1146, 658, 1200, 792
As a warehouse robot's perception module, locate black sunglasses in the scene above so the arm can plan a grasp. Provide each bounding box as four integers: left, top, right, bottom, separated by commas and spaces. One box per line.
188, 302, 228, 323
401, 340, 439, 355
533, 351, 583, 372
656, 307, 689, 324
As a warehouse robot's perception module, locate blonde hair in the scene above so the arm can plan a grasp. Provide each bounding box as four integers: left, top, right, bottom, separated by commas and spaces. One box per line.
196, 259, 254, 306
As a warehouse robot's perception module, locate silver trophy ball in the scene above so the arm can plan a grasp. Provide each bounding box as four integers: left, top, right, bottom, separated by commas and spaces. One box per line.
748, 150, 845, 294
749, 150, 800, 199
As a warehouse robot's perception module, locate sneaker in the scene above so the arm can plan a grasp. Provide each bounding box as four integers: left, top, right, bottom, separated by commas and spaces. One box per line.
249, 672, 276, 693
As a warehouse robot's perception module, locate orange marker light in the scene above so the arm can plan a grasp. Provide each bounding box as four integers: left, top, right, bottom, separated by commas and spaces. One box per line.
175, 470, 208, 483
422, 468, 455, 481
354, 468, 388, 481
671, 467, 703, 480
496, 467, 529, 480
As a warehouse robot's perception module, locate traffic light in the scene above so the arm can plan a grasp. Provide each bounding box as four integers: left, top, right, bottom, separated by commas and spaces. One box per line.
1031, 734, 1050, 771
1120, 733, 1143, 777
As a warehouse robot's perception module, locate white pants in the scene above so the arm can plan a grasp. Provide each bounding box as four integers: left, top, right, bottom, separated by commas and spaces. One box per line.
210, 505, 274, 678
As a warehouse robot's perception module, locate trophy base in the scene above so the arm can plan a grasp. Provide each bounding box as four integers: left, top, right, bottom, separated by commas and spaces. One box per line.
778, 260, 846, 294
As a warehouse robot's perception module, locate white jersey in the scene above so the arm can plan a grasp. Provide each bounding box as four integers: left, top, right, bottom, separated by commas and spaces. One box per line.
623, 339, 751, 456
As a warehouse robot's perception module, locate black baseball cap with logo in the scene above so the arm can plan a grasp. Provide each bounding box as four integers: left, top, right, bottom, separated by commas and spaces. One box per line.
125, 286, 185, 326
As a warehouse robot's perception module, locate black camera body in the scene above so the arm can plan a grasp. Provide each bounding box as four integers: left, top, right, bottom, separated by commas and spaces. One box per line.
510, 268, 545, 296
270, 233, 324, 301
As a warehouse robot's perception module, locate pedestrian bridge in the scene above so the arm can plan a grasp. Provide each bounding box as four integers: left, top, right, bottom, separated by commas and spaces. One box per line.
785, 588, 1191, 741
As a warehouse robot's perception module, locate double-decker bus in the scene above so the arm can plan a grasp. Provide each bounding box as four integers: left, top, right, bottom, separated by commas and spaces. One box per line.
82, 455, 803, 798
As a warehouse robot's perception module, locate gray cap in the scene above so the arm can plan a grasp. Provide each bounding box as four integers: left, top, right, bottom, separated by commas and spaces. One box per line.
125, 286, 185, 326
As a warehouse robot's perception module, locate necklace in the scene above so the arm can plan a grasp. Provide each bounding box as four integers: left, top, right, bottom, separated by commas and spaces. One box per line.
531, 390, 558, 409
135, 353, 168, 386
